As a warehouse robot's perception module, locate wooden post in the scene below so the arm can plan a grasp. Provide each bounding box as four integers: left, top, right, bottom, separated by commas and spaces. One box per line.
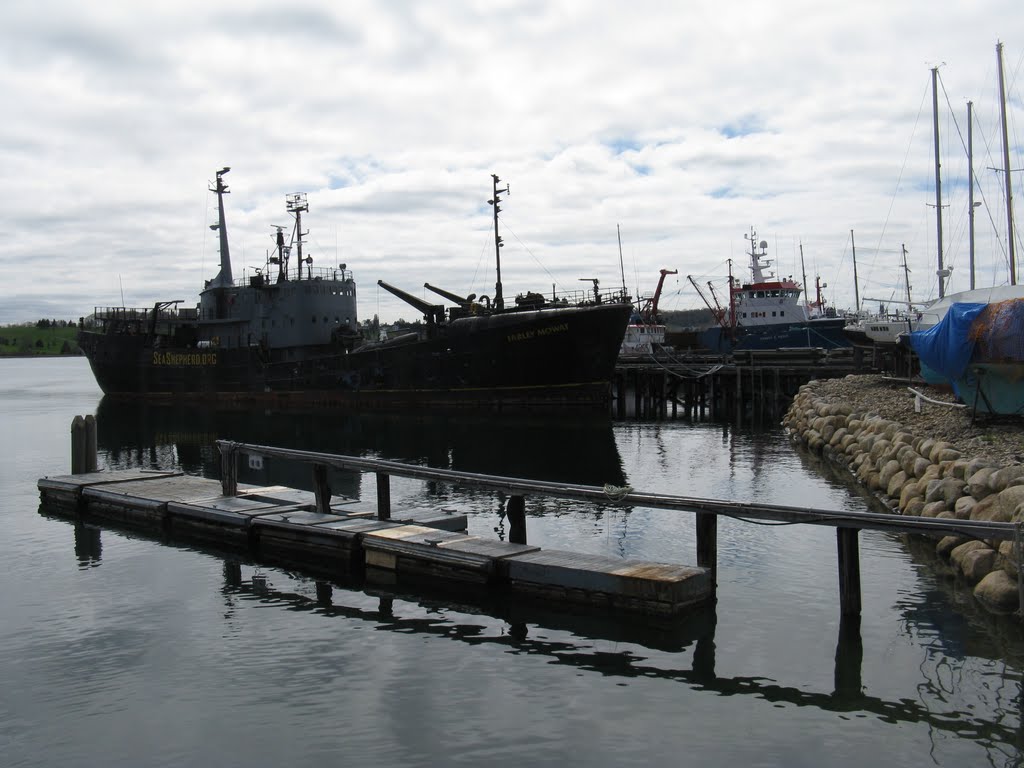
837, 527, 862, 616
376, 472, 391, 520
506, 495, 527, 545
220, 442, 238, 496
84, 414, 98, 472
312, 463, 331, 514
696, 512, 718, 589
616, 373, 625, 419
71, 415, 85, 474
735, 366, 743, 426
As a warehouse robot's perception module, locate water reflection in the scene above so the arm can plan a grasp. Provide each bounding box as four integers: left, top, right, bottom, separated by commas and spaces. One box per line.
94, 397, 627, 490
73, 522, 102, 568
207, 556, 1023, 752
40, 511, 1024, 758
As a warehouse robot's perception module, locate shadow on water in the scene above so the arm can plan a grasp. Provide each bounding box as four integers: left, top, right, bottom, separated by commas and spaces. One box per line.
39, 509, 1024, 756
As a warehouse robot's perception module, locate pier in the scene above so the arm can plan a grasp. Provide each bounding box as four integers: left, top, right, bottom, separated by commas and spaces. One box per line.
613, 347, 868, 421
40, 421, 1024, 621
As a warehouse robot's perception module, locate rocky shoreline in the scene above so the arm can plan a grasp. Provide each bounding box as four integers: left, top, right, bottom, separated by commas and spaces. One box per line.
783, 374, 1024, 616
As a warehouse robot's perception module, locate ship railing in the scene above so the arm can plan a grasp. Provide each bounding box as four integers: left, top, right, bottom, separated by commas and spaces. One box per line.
525, 287, 631, 307
88, 305, 196, 332
232, 265, 353, 288
216, 440, 1024, 618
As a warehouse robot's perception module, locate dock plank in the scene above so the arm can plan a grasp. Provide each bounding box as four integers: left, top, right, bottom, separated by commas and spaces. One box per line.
505, 550, 712, 613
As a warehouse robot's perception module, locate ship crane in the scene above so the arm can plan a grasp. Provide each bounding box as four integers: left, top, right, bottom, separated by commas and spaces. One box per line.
637, 268, 678, 323
688, 259, 735, 331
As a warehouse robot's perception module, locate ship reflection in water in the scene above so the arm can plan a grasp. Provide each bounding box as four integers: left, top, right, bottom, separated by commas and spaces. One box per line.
94, 396, 628, 498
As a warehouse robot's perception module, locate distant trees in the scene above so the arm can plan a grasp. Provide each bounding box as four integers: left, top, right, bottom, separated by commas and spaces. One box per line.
34, 319, 75, 329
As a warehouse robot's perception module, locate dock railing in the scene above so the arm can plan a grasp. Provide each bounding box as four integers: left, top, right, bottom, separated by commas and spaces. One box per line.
216, 440, 1024, 616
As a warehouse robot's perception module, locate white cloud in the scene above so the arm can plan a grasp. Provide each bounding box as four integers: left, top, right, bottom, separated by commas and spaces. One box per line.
1, 0, 1021, 324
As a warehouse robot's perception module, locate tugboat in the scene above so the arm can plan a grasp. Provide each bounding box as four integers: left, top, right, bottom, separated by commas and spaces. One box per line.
78, 169, 632, 407
688, 229, 849, 352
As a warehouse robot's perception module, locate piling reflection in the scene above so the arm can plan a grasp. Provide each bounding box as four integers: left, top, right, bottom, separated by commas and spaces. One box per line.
73, 521, 102, 568
206, 558, 1021, 754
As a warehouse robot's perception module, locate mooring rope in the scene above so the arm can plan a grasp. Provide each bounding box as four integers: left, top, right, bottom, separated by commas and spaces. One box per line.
602, 483, 633, 503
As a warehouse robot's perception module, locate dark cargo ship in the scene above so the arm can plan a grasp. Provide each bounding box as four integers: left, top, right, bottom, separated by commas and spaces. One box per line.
78, 169, 632, 407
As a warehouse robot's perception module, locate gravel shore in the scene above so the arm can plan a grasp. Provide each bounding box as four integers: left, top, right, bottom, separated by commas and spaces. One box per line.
802, 374, 1023, 468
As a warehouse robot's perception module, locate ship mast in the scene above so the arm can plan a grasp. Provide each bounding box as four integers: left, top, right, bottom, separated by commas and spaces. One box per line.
288, 193, 309, 281
996, 41, 1017, 285
488, 174, 510, 310
931, 66, 946, 298
210, 167, 233, 288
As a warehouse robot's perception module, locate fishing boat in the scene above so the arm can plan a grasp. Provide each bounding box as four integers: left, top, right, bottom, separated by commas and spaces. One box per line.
619, 268, 676, 357
78, 169, 632, 407
689, 229, 849, 353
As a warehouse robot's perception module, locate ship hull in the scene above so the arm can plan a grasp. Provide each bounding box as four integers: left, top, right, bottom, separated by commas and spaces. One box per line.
79, 302, 631, 408
699, 317, 850, 353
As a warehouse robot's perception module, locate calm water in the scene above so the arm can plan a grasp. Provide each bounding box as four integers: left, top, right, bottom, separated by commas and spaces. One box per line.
3, 357, 1023, 767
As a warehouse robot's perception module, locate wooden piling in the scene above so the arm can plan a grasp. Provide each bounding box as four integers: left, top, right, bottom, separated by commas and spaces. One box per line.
507, 495, 527, 545
313, 463, 331, 514
220, 442, 238, 496
71, 415, 85, 474
696, 512, 718, 589
70, 414, 97, 474
837, 527, 862, 616
376, 472, 391, 520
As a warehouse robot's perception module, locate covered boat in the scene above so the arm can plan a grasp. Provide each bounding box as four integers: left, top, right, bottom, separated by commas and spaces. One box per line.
78, 169, 632, 408
908, 299, 1024, 415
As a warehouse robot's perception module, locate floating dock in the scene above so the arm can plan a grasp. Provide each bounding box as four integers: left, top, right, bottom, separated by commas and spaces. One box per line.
38, 469, 712, 617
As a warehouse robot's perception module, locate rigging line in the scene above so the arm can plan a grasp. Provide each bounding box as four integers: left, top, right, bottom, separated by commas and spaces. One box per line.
874, 76, 932, 266
468, 230, 491, 296
964, 118, 1009, 263
499, 218, 564, 292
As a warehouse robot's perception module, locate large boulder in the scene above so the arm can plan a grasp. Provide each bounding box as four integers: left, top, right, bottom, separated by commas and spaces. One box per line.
968, 467, 998, 500
950, 540, 989, 571
953, 496, 977, 520
989, 466, 1024, 493
924, 478, 966, 507
886, 470, 909, 499
974, 570, 1021, 614
960, 547, 997, 583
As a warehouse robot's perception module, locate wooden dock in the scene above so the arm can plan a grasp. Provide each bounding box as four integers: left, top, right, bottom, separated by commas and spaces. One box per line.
38, 468, 712, 617
613, 347, 872, 421
44, 425, 1024, 621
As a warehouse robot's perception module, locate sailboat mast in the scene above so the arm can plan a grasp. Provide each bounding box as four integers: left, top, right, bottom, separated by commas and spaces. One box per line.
489, 174, 509, 309
997, 41, 1016, 285
850, 229, 860, 314
968, 100, 977, 290
931, 66, 945, 299
902, 244, 912, 306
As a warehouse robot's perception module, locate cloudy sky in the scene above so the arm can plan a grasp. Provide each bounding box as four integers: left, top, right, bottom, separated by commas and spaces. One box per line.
1, 1, 1021, 325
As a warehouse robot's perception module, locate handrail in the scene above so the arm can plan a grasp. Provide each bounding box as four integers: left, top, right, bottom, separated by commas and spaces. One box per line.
216, 440, 1016, 542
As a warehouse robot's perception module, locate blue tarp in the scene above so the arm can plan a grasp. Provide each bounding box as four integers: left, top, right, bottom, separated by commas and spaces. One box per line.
908, 302, 986, 396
